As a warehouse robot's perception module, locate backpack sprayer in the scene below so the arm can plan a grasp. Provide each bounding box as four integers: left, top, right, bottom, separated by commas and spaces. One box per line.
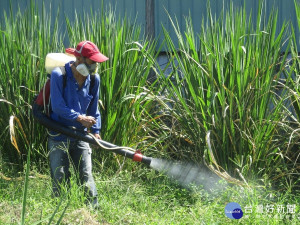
33, 53, 152, 166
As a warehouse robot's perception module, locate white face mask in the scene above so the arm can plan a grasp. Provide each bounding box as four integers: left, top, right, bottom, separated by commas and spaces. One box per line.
76, 59, 98, 76
76, 63, 90, 76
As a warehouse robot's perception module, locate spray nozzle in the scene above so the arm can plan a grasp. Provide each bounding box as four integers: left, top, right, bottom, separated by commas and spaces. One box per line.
133, 150, 143, 162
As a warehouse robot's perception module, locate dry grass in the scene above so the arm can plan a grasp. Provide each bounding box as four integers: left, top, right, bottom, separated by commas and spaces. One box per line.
62, 208, 109, 225
0, 201, 22, 224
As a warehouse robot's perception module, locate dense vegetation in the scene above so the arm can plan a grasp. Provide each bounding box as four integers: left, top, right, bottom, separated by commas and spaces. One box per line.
0, 1, 299, 224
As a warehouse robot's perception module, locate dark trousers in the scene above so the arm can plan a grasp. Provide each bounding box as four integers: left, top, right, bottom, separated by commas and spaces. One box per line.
48, 138, 98, 202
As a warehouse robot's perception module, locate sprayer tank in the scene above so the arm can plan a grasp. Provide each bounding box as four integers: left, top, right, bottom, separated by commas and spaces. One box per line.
45, 53, 75, 74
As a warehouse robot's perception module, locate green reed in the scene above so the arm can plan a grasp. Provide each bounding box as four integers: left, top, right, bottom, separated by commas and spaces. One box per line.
158, 1, 298, 191
0, 1, 64, 168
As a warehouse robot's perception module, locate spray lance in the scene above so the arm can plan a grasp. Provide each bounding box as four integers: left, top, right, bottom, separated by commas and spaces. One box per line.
32, 104, 152, 166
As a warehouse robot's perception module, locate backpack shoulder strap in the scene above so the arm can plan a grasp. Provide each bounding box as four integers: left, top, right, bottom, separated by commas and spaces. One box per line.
59, 66, 67, 88
89, 75, 96, 94
42, 66, 67, 116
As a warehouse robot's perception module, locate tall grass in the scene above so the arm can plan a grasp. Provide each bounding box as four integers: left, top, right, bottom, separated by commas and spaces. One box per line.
0, 1, 63, 170
155, 2, 299, 191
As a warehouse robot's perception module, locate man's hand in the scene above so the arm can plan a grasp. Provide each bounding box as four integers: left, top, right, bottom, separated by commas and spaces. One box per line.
93, 133, 101, 140
76, 115, 96, 128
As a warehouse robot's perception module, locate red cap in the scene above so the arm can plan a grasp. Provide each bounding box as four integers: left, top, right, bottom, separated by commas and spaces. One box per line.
65, 41, 109, 63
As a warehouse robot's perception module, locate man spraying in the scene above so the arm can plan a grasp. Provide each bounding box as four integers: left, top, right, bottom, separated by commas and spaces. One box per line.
48, 41, 108, 209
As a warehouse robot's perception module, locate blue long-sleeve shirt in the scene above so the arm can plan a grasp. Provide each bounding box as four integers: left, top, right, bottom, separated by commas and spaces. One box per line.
49, 61, 101, 141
